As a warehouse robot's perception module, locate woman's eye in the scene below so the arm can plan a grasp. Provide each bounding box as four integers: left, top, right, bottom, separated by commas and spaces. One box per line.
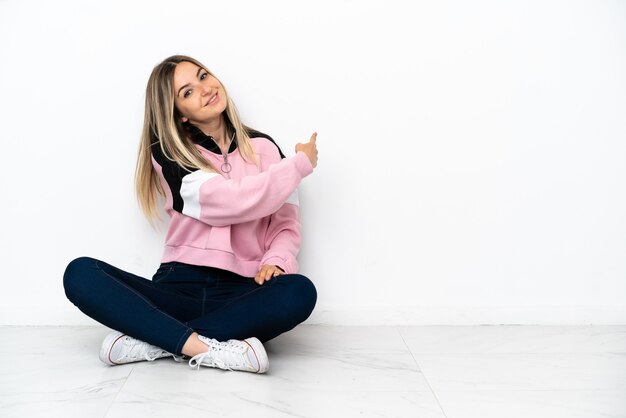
200, 72, 208, 80
184, 89, 192, 98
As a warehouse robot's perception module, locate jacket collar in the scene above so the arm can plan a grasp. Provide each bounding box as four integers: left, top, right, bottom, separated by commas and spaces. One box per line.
184, 122, 238, 154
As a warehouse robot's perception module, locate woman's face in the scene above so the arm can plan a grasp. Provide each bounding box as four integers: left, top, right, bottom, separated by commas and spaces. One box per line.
172, 61, 227, 124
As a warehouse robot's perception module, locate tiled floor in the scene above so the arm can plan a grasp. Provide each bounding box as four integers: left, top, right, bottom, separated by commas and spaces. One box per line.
1, 325, 625, 417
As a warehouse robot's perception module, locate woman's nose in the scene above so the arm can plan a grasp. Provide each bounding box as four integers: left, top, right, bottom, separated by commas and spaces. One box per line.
199, 85, 209, 96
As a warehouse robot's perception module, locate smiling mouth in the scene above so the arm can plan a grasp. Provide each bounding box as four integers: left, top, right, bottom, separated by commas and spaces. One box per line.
205, 93, 218, 107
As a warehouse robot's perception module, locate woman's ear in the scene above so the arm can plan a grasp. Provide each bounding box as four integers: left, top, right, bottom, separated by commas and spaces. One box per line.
181, 117, 188, 122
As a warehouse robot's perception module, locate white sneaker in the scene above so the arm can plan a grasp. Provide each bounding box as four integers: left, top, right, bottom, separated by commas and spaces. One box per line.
189, 336, 269, 373
99, 331, 173, 365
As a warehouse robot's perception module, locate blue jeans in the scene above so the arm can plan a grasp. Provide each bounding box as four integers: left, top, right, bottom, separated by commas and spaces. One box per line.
63, 257, 317, 355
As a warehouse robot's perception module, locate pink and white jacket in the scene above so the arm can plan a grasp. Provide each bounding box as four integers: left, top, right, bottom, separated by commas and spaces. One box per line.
151, 125, 313, 277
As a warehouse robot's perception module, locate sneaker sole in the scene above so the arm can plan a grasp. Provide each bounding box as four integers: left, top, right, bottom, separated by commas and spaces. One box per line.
244, 337, 270, 373
99, 331, 126, 366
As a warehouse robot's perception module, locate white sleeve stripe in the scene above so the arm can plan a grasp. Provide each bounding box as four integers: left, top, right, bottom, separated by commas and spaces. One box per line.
180, 170, 220, 220
286, 188, 299, 206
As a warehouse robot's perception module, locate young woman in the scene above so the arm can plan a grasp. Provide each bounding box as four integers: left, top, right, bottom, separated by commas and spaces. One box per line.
63, 55, 319, 373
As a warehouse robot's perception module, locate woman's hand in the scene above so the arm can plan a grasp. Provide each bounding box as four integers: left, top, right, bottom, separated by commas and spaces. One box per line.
254, 264, 285, 285
295, 132, 318, 168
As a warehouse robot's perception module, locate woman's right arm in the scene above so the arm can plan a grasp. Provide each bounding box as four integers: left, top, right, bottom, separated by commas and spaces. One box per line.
152, 133, 318, 227
180, 152, 312, 226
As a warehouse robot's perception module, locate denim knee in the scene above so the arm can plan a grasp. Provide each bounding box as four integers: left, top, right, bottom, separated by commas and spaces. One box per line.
282, 274, 317, 322
63, 256, 97, 303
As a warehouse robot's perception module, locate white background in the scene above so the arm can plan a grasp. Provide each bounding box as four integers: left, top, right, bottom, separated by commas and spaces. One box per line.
0, 0, 624, 325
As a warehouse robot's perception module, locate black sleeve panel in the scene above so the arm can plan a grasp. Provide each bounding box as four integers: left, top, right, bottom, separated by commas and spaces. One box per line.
151, 143, 189, 214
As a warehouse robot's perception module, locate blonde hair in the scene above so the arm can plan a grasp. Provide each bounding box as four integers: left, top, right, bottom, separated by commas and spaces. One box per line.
135, 55, 256, 222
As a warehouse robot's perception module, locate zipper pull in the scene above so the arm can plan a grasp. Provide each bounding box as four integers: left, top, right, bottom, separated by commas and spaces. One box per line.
221, 153, 232, 174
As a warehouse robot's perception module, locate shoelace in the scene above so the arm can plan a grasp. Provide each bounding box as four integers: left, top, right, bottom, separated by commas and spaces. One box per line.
188, 338, 247, 370
118, 336, 171, 362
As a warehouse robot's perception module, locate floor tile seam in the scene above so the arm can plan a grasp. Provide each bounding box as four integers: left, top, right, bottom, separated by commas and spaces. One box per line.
396, 327, 449, 418
188, 389, 440, 394
229, 393, 311, 418
430, 388, 626, 393
422, 380, 625, 392
102, 365, 135, 418
277, 345, 415, 352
